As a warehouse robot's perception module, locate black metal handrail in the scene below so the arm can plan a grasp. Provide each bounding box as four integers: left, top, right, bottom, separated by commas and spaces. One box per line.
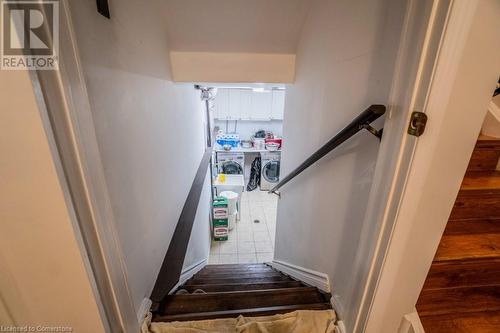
269, 104, 386, 194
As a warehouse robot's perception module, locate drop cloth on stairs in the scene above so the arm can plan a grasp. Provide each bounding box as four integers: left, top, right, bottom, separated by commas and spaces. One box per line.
144, 310, 336, 333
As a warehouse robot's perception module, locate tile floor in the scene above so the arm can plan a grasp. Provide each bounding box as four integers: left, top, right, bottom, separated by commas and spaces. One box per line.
209, 190, 278, 264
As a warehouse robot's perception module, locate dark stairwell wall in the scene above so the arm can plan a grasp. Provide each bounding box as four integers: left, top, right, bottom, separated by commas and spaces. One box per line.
67, 0, 211, 321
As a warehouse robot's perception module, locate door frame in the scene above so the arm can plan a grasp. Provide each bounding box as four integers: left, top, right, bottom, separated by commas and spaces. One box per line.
359, 0, 500, 332
28, 1, 138, 332
26, 0, 498, 332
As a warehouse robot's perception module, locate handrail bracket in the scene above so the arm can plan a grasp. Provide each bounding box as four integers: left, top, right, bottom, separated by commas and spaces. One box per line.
360, 123, 383, 141
268, 190, 281, 198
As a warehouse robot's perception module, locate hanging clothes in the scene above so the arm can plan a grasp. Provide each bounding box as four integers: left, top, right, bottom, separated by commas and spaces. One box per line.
246, 156, 261, 191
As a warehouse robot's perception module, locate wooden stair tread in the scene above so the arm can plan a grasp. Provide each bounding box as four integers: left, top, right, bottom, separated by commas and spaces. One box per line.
445, 219, 500, 235
419, 310, 500, 333
154, 263, 332, 322
202, 264, 269, 270
193, 271, 282, 279
161, 287, 327, 315
435, 233, 500, 261
153, 303, 332, 322
182, 281, 303, 293
185, 275, 293, 285
422, 258, 500, 290
461, 171, 500, 191
418, 138, 500, 333
417, 285, 500, 317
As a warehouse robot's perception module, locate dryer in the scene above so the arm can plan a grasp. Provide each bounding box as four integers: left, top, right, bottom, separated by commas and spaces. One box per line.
260, 151, 281, 191
217, 152, 244, 175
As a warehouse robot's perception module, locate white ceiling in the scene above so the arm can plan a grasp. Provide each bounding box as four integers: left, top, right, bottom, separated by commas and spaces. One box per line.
160, 0, 312, 54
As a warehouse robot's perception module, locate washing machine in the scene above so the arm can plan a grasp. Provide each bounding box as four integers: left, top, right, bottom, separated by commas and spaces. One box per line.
217, 152, 244, 175
260, 151, 281, 191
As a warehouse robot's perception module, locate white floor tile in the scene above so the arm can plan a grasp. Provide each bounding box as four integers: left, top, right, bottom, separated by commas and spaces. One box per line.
253, 230, 270, 242
237, 241, 256, 254
238, 253, 257, 264
210, 189, 278, 263
237, 230, 253, 240
257, 252, 274, 262
219, 254, 238, 264
252, 222, 268, 231
255, 241, 274, 253
210, 244, 220, 255
208, 255, 219, 264
219, 241, 238, 254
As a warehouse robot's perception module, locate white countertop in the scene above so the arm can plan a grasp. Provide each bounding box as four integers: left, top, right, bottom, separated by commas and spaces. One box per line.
213, 174, 245, 187
214, 145, 281, 153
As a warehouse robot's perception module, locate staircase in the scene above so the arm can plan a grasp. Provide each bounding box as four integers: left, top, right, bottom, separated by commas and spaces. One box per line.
153, 263, 332, 322
416, 137, 500, 332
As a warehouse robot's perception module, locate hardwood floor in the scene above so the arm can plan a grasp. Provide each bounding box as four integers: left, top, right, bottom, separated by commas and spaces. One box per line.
416, 137, 500, 332
153, 263, 332, 322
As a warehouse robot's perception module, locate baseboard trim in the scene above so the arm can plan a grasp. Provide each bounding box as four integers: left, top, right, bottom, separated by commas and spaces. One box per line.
271, 260, 331, 293
168, 258, 208, 295
330, 294, 345, 320
137, 298, 152, 326
488, 100, 500, 122
399, 310, 425, 333
335, 320, 347, 333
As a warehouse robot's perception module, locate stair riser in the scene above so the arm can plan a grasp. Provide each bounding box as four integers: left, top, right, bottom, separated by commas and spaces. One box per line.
467, 149, 500, 172
194, 272, 282, 279
182, 281, 303, 293
198, 268, 276, 274
153, 303, 332, 322
162, 288, 325, 315
449, 192, 500, 220
186, 276, 292, 285
444, 219, 500, 235
417, 286, 500, 317
422, 259, 500, 290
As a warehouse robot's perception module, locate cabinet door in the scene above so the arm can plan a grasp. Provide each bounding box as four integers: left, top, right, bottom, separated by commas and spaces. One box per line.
214, 88, 230, 119
239, 89, 253, 120
228, 89, 241, 120
271, 90, 285, 120
251, 90, 272, 120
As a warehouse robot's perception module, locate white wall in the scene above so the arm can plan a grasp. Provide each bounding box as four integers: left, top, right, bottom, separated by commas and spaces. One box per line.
161, 0, 311, 54
274, 0, 406, 330
0, 70, 106, 331
67, 0, 210, 316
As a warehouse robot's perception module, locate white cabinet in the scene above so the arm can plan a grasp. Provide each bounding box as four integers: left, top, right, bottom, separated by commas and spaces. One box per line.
271, 90, 285, 120
228, 89, 241, 120
250, 90, 272, 120
214, 88, 230, 119
214, 88, 284, 121
239, 89, 253, 120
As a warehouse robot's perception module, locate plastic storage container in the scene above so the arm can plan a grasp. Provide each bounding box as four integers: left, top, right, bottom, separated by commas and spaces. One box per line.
212, 196, 229, 241
216, 133, 240, 147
